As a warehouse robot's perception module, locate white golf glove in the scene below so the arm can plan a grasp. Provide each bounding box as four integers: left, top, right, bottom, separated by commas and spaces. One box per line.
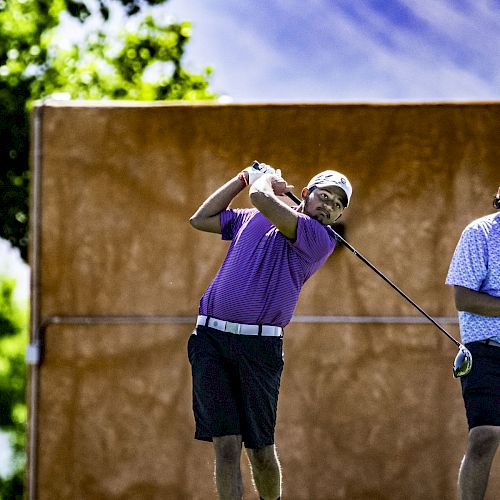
243, 161, 277, 186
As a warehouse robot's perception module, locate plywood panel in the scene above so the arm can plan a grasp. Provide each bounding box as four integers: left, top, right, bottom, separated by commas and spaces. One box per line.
30, 102, 500, 499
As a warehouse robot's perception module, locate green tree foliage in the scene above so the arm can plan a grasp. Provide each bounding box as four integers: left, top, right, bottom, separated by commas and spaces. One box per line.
0, 1, 215, 496
0, 277, 28, 498
0, 0, 216, 260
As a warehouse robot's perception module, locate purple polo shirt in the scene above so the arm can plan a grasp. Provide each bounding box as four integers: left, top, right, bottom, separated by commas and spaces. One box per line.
199, 208, 336, 327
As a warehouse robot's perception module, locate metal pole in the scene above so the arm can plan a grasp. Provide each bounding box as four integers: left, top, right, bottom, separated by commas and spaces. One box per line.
27, 103, 44, 500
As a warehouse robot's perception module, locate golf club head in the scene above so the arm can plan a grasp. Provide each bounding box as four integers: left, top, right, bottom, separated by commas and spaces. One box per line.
493, 195, 500, 209
453, 345, 472, 378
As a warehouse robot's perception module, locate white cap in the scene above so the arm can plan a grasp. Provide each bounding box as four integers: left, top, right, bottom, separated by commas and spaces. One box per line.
307, 170, 352, 207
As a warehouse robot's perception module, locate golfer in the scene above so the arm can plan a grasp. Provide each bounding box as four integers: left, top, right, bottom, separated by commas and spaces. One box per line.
188, 161, 352, 500
445, 186, 500, 500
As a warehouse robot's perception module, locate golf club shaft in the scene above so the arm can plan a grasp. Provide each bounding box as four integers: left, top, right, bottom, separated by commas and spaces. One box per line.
284, 191, 462, 348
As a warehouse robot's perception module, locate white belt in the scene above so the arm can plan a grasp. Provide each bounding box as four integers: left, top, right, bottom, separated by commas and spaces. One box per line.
196, 315, 283, 337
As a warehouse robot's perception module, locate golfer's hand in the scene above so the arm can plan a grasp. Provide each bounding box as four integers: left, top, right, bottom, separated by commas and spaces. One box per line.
243, 161, 276, 185
271, 169, 294, 196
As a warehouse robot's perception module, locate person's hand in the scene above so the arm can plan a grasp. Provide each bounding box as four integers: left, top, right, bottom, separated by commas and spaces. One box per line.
270, 169, 294, 196
494, 186, 500, 209
243, 161, 276, 185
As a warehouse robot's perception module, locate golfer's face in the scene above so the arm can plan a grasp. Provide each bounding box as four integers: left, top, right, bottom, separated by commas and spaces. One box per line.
305, 187, 345, 225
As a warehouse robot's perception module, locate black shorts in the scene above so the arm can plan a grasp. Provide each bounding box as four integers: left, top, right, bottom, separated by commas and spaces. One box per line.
460, 341, 500, 429
187, 325, 284, 449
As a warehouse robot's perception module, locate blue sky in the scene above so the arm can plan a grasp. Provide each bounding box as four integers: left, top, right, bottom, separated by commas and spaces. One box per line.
155, 0, 500, 102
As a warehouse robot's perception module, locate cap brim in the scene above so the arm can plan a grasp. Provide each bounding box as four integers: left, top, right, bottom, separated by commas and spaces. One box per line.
313, 183, 350, 204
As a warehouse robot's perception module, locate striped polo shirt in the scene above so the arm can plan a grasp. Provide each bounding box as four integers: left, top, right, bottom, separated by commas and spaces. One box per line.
199, 208, 336, 327
446, 212, 500, 344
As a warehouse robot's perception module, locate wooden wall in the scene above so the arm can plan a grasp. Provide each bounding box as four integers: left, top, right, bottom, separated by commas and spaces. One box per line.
28, 102, 500, 499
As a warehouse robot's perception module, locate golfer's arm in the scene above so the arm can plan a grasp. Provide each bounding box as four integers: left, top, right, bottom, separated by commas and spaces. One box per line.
189, 175, 246, 234
250, 176, 298, 240
454, 285, 500, 316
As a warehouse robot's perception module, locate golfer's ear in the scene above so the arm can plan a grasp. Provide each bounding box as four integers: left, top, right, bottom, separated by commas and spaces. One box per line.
301, 187, 309, 200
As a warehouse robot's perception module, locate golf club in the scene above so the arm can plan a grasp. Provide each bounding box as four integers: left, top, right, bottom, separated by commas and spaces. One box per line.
283, 189, 472, 378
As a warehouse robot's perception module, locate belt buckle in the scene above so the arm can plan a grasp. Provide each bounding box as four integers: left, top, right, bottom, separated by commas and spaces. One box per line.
225, 321, 240, 334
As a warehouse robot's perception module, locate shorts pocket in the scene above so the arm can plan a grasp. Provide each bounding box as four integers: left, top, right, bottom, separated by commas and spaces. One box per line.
279, 339, 285, 363
187, 330, 198, 364
271, 338, 284, 368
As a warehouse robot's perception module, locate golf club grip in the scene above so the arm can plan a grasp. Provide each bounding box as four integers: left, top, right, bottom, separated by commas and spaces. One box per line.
285, 191, 301, 204
284, 190, 461, 347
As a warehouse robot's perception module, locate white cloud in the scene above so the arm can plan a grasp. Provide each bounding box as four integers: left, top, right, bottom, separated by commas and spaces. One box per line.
0, 239, 29, 304
295, 0, 496, 96
400, 0, 500, 55
160, 0, 289, 97
73, 0, 500, 102
258, 0, 500, 101
0, 431, 13, 478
